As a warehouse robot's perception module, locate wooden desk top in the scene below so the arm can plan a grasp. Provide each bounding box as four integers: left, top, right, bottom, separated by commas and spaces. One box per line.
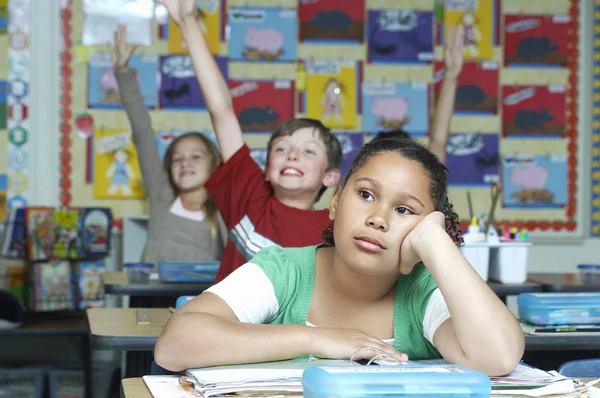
87, 307, 171, 351
102, 271, 212, 296
528, 272, 600, 292
121, 377, 600, 398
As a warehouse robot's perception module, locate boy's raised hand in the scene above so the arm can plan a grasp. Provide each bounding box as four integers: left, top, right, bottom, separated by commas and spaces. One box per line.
309, 327, 408, 363
108, 25, 137, 72
444, 25, 465, 80
157, 0, 196, 26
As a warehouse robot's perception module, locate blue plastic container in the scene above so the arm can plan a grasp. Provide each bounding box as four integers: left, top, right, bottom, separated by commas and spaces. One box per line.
124, 262, 154, 282
577, 264, 600, 282
157, 261, 219, 283
518, 292, 600, 325
302, 365, 491, 398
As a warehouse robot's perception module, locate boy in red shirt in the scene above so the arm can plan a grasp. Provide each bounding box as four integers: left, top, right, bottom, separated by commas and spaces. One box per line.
159, 0, 464, 282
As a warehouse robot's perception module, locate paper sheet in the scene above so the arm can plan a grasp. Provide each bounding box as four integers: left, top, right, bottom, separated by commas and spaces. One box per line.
82, 0, 153, 46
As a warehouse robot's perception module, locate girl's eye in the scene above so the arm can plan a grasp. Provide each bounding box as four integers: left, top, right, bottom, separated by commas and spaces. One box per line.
173, 158, 183, 164
193, 154, 203, 159
305, 149, 315, 155
275, 147, 286, 152
359, 190, 373, 201
396, 207, 413, 215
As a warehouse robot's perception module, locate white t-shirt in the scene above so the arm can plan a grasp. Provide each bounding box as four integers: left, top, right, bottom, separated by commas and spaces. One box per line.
169, 196, 206, 222
205, 263, 451, 346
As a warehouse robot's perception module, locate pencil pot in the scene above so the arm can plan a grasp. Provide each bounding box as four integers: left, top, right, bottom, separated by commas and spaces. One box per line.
459, 244, 490, 281
488, 243, 530, 284
518, 292, 600, 325
302, 365, 491, 398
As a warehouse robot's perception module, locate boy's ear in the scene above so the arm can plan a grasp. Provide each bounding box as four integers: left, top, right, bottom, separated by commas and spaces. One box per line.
328, 185, 341, 221
322, 168, 341, 188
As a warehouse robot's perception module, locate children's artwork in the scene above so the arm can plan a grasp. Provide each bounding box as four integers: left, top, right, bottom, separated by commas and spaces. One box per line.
504, 14, 570, 68
335, 133, 363, 178
25, 207, 54, 261
0, 0, 6, 34
88, 53, 158, 109
443, 0, 494, 60
78, 261, 105, 309
159, 55, 228, 109
79, 208, 112, 258
298, 0, 365, 43
52, 208, 81, 259
82, 0, 153, 46
501, 85, 566, 138
1, 208, 26, 259
31, 261, 74, 311
156, 130, 219, 161
445, 133, 499, 186
92, 129, 145, 199
0, 174, 6, 223
367, 10, 434, 64
0, 80, 6, 129
305, 60, 359, 129
502, 155, 568, 208
228, 7, 297, 63
168, 0, 221, 55
433, 61, 498, 115
361, 82, 428, 136
230, 79, 295, 132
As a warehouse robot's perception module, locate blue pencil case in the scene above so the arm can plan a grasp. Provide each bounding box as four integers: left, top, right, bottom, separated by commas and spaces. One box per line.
302, 365, 491, 398
518, 292, 600, 325
157, 261, 219, 283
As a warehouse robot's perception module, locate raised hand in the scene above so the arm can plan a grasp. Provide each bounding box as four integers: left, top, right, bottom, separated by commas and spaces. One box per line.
309, 327, 408, 363
107, 25, 137, 72
157, 0, 196, 26
444, 25, 465, 80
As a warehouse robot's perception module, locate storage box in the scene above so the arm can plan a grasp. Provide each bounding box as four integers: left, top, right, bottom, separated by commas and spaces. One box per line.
158, 261, 219, 283
124, 262, 153, 282
460, 244, 490, 281
302, 365, 491, 398
489, 243, 530, 284
577, 264, 600, 282
518, 293, 600, 326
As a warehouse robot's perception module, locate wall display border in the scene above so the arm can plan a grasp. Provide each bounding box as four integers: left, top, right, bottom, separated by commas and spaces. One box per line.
59, 1, 73, 206
591, 0, 600, 237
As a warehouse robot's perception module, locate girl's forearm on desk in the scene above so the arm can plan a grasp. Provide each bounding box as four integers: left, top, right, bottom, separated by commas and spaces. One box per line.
420, 228, 524, 373
154, 312, 311, 371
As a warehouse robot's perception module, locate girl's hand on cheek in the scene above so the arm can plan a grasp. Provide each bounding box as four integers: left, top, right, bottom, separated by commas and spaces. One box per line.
309, 327, 408, 364
399, 212, 446, 274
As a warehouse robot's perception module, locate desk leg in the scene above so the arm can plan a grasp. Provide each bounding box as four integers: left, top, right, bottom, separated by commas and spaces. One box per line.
125, 351, 153, 378
82, 334, 93, 398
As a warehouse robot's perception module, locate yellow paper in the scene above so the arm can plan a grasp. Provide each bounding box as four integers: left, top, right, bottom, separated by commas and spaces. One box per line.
74, 44, 94, 63
444, 0, 494, 60
167, 5, 220, 55
305, 60, 357, 129
92, 129, 145, 199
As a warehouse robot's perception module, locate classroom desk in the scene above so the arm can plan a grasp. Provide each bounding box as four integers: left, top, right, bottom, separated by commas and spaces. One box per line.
102, 271, 211, 297
529, 272, 600, 293
0, 311, 93, 398
87, 308, 171, 378
121, 377, 600, 398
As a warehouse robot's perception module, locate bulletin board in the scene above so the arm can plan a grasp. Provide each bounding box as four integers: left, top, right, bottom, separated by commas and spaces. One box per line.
51, 0, 585, 240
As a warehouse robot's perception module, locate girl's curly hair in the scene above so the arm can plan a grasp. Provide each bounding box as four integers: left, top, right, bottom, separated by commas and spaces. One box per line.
321, 134, 463, 246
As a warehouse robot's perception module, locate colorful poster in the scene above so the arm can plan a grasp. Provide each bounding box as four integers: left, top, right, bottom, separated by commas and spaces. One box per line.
502, 155, 568, 208
228, 7, 297, 63
0, 0, 7, 34
432, 61, 499, 115
155, 130, 219, 161
443, 0, 494, 60
335, 133, 363, 178
230, 79, 295, 133
445, 133, 499, 186
501, 85, 566, 138
92, 129, 145, 199
0, 80, 6, 129
167, 0, 220, 54
298, 0, 365, 43
367, 10, 434, 64
504, 14, 570, 68
0, 174, 6, 222
361, 81, 429, 136
87, 53, 158, 109
304, 60, 359, 129
159, 55, 228, 110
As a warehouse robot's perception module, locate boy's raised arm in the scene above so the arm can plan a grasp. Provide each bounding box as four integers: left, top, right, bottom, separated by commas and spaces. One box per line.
158, 0, 244, 162
429, 25, 464, 164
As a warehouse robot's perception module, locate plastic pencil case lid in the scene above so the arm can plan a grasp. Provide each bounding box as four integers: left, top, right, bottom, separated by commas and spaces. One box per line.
302, 364, 491, 398
578, 264, 600, 270
518, 292, 600, 308
123, 263, 154, 269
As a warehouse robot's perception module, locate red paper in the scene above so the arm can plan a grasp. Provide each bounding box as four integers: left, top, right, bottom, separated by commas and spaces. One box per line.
298, 0, 366, 43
